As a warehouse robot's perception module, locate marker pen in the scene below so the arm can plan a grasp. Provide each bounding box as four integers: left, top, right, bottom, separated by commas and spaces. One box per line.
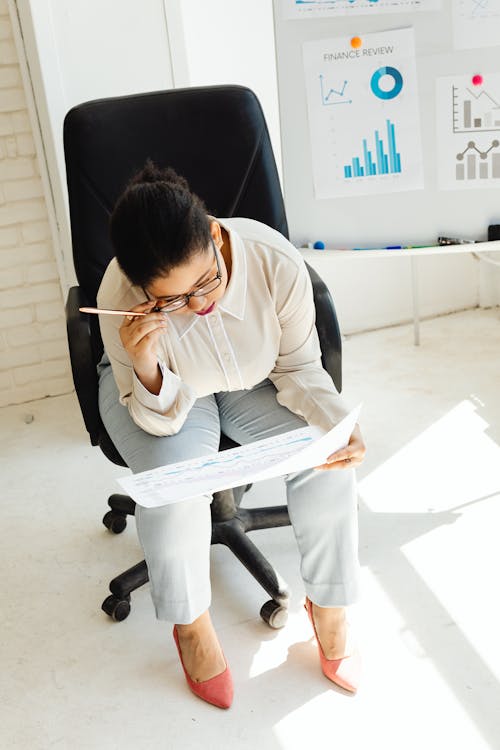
352, 245, 429, 251
437, 236, 477, 245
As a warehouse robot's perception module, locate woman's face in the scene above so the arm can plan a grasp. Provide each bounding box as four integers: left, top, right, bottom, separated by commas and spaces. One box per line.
144, 233, 229, 317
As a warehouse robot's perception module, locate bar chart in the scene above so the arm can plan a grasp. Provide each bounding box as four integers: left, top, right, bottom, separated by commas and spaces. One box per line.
455, 139, 500, 181
452, 84, 500, 133
344, 119, 402, 178
438, 75, 500, 190
303, 28, 423, 197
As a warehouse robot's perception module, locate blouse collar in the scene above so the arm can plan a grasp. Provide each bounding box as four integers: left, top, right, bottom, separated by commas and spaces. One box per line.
168, 218, 247, 340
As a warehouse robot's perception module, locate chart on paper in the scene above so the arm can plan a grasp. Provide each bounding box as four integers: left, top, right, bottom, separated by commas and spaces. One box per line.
452, 82, 500, 133
118, 406, 361, 508
438, 73, 500, 189
302, 28, 424, 199
282, 0, 441, 18
453, 0, 500, 49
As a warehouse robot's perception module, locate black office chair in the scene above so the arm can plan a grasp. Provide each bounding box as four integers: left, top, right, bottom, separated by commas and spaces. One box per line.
64, 85, 342, 627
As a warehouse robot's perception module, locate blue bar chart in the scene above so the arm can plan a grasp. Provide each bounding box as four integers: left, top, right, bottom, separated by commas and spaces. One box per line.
303, 28, 423, 198
344, 119, 402, 179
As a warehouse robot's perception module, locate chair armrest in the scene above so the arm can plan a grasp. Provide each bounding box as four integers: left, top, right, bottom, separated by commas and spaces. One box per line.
305, 262, 342, 393
65, 286, 103, 445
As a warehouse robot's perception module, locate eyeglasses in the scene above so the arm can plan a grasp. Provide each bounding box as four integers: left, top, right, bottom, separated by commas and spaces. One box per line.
145, 239, 222, 313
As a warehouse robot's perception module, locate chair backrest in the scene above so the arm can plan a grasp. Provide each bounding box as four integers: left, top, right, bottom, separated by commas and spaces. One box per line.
64, 85, 288, 308
63, 85, 340, 456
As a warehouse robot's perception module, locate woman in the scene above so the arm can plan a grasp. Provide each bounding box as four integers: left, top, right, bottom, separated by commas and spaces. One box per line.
97, 161, 366, 709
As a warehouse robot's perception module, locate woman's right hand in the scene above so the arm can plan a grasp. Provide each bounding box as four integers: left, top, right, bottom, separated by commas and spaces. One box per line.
119, 300, 168, 390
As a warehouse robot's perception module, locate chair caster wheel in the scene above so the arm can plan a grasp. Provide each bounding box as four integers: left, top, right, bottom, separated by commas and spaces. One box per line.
260, 599, 288, 629
103, 510, 127, 534
102, 594, 131, 621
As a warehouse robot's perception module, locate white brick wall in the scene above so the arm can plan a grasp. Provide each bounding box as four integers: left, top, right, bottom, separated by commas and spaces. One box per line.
0, 6, 73, 407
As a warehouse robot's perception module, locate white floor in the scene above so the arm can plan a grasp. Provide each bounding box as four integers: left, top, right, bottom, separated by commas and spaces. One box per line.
2, 308, 500, 750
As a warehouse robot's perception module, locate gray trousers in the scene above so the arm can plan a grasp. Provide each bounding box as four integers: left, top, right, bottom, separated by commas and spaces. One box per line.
98, 364, 360, 624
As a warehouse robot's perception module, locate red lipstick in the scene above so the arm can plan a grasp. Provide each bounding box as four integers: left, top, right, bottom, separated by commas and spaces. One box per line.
195, 301, 216, 316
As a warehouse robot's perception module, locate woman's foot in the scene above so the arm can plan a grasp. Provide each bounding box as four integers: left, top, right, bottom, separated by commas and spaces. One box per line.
173, 610, 233, 709
310, 602, 351, 660
305, 598, 361, 693
175, 610, 227, 682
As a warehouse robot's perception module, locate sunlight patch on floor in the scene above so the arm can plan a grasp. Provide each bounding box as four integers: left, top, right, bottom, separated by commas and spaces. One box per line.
248, 609, 312, 679
358, 399, 500, 513
402, 495, 500, 682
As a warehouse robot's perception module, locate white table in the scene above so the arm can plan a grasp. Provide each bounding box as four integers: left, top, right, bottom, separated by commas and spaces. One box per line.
303, 240, 500, 345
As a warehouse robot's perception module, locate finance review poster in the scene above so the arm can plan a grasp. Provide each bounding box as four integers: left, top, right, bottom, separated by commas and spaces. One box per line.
302, 27, 424, 199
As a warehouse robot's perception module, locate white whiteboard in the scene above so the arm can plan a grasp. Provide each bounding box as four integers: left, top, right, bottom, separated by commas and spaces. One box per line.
273, 1, 500, 249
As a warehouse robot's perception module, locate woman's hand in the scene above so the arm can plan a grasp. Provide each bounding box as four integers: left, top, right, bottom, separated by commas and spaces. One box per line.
119, 300, 168, 393
315, 424, 366, 471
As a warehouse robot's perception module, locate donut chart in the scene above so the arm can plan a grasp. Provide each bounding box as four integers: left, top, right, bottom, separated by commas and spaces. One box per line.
370, 67, 403, 100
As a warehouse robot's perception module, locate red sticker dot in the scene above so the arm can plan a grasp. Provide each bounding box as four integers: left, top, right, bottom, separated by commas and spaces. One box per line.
472, 74, 483, 86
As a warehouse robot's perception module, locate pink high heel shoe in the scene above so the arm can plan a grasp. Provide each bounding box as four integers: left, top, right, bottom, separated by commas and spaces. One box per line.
304, 597, 361, 693
173, 626, 233, 709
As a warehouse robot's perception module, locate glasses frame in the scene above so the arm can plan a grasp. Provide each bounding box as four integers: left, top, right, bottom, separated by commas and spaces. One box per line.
144, 239, 222, 313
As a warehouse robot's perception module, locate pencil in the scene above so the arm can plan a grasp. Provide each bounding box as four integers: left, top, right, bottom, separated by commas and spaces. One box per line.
79, 307, 148, 316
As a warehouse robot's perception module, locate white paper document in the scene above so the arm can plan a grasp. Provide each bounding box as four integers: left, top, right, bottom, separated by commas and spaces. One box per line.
302, 28, 424, 200
437, 73, 500, 190
117, 405, 361, 508
452, 0, 500, 50
282, 0, 441, 19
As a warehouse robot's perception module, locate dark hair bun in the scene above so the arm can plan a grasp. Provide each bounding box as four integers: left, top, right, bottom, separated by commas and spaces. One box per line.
111, 158, 211, 287
129, 159, 189, 191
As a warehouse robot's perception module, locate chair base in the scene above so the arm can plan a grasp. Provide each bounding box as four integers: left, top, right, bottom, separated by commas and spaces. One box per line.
102, 490, 291, 627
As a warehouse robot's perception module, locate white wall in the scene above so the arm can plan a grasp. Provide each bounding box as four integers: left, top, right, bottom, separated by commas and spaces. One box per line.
303, 249, 480, 336
15, 0, 175, 290
169, 0, 282, 179
478, 251, 500, 307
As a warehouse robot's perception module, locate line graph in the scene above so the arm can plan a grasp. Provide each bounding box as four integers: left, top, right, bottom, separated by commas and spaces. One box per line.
303, 27, 422, 198
472, 0, 489, 14
437, 74, 500, 189
452, 84, 500, 133
131, 431, 316, 489
453, 0, 500, 49
455, 139, 500, 180
319, 75, 352, 106
117, 406, 361, 508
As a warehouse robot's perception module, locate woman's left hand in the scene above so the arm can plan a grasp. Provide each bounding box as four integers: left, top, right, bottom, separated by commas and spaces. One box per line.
315, 423, 366, 471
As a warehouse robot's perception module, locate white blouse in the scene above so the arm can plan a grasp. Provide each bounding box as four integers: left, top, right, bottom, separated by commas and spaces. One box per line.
97, 217, 350, 436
